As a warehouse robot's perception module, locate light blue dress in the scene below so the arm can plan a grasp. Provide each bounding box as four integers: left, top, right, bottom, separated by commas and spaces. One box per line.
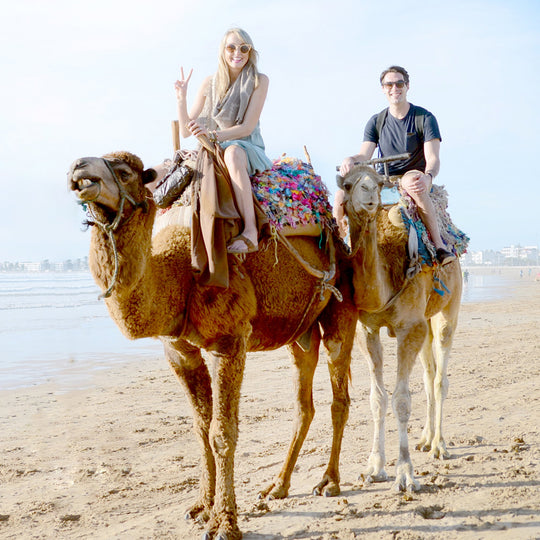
219, 123, 272, 176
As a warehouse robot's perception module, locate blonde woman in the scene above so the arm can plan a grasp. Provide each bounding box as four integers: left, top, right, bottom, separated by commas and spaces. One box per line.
175, 28, 272, 254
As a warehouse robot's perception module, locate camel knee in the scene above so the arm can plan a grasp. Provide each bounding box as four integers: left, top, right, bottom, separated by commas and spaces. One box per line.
331, 396, 350, 423
434, 373, 449, 397
437, 324, 455, 347
297, 401, 315, 426
392, 389, 411, 423
325, 338, 343, 361
210, 425, 238, 458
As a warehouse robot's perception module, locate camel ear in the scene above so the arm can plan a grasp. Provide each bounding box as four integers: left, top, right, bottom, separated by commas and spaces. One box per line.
142, 168, 158, 185
336, 174, 345, 189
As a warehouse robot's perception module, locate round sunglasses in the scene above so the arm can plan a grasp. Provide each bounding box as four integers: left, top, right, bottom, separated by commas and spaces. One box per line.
225, 43, 252, 55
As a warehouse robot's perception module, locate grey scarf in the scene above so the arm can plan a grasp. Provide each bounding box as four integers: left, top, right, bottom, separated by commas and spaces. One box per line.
202, 64, 256, 131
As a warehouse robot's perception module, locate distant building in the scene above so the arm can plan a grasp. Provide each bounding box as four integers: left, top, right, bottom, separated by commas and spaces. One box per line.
500, 245, 538, 264
460, 245, 538, 267
0, 257, 89, 272
21, 262, 41, 272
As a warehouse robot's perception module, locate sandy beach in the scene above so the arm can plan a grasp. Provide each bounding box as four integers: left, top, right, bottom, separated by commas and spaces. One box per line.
1, 267, 539, 539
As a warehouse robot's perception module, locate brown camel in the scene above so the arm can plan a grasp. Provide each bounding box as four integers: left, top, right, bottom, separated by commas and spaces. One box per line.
338, 165, 462, 492
68, 151, 357, 540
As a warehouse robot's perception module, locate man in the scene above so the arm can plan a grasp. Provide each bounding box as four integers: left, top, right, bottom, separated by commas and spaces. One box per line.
335, 65, 455, 265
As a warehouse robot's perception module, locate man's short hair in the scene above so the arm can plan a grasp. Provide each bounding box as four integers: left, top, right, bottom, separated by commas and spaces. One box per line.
380, 66, 409, 85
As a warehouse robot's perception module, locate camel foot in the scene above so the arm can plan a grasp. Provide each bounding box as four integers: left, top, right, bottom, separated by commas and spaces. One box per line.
185, 500, 212, 523
416, 441, 431, 453
363, 453, 388, 484
202, 532, 239, 540
362, 461, 388, 484
204, 513, 242, 540
312, 475, 340, 497
360, 470, 389, 486
417, 438, 450, 460
258, 482, 289, 500
393, 463, 420, 493
429, 443, 450, 460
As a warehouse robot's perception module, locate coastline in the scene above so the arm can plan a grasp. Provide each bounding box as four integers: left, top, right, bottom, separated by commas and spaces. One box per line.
0, 269, 538, 538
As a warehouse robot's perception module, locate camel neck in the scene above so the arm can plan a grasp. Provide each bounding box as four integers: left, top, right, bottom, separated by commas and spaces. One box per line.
351, 217, 394, 311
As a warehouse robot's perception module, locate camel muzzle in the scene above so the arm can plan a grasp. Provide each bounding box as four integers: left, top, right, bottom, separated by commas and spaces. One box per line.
67, 158, 109, 203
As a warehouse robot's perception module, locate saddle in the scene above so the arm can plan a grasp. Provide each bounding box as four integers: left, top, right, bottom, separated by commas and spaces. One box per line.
153, 156, 337, 240
387, 185, 469, 274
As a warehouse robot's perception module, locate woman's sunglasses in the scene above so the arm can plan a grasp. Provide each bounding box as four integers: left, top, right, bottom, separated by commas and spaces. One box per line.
225, 44, 252, 55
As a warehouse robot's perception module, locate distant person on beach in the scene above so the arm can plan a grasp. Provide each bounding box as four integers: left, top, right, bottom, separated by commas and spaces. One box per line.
174, 27, 272, 254
335, 65, 455, 266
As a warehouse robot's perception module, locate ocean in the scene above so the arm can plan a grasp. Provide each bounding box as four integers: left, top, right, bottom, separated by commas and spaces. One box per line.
0, 272, 162, 391
0, 269, 521, 391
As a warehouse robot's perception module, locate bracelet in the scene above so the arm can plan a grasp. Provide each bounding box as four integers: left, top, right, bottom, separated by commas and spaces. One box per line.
425, 172, 433, 180
208, 130, 218, 143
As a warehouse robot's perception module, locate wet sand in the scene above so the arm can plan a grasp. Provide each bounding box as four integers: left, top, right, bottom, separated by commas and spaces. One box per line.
1, 267, 539, 539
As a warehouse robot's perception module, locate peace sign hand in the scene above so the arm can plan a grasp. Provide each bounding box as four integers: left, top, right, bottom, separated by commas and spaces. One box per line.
174, 67, 193, 100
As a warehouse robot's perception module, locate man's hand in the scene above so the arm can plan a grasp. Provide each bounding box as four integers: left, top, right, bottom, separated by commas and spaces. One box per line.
401, 170, 431, 195
339, 156, 356, 176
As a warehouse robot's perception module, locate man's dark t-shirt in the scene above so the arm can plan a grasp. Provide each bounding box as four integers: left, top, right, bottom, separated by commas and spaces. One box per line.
364, 103, 441, 176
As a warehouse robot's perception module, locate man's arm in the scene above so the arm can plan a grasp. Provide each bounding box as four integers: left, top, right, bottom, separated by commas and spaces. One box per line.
339, 141, 377, 177
423, 138, 441, 182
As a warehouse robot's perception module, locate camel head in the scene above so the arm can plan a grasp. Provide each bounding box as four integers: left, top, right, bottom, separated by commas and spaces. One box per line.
68, 151, 157, 217
336, 165, 384, 219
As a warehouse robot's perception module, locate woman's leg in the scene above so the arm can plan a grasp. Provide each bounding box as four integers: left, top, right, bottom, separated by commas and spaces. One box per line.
223, 145, 258, 250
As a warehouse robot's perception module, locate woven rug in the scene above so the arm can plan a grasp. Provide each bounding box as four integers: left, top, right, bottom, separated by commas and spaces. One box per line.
399, 184, 470, 265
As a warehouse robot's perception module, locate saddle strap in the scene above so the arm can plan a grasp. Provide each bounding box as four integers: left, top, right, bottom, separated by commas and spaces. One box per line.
273, 226, 343, 303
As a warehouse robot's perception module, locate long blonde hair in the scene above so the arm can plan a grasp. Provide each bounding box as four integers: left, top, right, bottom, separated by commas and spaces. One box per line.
215, 28, 259, 101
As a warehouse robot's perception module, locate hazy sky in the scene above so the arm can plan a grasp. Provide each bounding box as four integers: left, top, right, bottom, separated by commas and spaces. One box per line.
1, 0, 538, 262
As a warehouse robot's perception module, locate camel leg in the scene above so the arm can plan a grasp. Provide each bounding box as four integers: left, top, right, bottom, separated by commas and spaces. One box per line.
258, 325, 321, 500
204, 332, 248, 540
164, 340, 215, 523
392, 321, 428, 492
417, 322, 436, 453
361, 325, 389, 483
426, 309, 458, 459
313, 320, 354, 497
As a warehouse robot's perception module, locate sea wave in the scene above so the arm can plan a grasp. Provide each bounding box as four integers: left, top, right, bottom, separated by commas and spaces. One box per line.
0, 299, 100, 311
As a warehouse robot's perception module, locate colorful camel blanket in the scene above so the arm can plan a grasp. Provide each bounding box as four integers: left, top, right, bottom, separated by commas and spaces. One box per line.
399, 184, 470, 267
250, 157, 336, 233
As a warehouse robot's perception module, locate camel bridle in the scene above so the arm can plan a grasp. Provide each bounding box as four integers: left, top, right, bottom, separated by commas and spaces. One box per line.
85, 158, 149, 299
343, 174, 382, 259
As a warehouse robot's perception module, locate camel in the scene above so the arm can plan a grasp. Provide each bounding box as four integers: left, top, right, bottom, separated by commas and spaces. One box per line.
337, 165, 462, 492
68, 151, 358, 540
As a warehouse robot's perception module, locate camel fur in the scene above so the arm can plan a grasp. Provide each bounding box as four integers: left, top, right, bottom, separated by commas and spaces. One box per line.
68, 152, 357, 540
338, 165, 462, 493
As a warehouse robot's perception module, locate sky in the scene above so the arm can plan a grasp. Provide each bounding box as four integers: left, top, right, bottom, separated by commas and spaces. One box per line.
1, 0, 539, 262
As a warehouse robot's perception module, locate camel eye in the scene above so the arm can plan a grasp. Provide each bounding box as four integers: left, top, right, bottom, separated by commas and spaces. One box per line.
343, 182, 352, 192
116, 167, 131, 182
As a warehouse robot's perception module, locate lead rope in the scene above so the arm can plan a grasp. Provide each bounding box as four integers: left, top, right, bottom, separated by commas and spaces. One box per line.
273, 228, 342, 302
